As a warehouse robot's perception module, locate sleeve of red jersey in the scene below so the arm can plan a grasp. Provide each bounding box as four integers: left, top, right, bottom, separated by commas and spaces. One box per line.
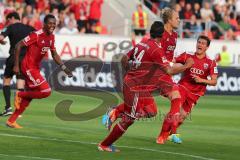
175, 52, 187, 64
50, 35, 56, 51
210, 60, 218, 76
151, 48, 170, 68
23, 32, 37, 46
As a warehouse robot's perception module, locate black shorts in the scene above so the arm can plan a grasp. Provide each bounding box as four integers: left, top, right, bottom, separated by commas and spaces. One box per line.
4, 55, 25, 80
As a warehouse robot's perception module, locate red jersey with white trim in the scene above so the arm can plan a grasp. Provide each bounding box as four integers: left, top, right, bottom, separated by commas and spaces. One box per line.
160, 30, 178, 62
22, 29, 56, 69
126, 39, 170, 90
175, 52, 218, 96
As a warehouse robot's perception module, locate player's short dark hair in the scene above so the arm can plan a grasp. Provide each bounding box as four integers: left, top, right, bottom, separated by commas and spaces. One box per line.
6, 12, 20, 20
44, 14, 56, 24
150, 21, 164, 38
197, 35, 211, 47
161, 8, 174, 24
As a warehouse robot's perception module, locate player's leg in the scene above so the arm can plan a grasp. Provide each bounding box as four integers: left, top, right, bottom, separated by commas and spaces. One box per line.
16, 73, 25, 91
103, 87, 157, 129
98, 84, 138, 152
157, 85, 183, 144
6, 98, 32, 128
102, 103, 125, 130
17, 85, 51, 99
1, 56, 15, 116
15, 69, 51, 107
168, 88, 182, 134
175, 94, 200, 130
99, 114, 134, 152
1, 77, 13, 116
138, 96, 158, 118
168, 91, 200, 143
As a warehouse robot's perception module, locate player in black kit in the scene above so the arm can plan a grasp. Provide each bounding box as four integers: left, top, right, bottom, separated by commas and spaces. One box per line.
0, 12, 35, 116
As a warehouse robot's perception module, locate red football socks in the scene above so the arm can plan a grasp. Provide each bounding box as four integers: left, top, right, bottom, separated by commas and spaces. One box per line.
101, 123, 126, 146
8, 98, 32, 123
169, 98, 182, 115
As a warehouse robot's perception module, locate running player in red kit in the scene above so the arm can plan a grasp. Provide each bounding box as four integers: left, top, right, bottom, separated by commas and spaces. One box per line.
102, 8, 182, 139
159, 35, 218, 144
6, 14, 73, 128
98, 21, 193, 152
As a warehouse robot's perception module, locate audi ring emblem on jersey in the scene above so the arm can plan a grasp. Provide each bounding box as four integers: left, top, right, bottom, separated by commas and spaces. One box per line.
190, 68, 204, 75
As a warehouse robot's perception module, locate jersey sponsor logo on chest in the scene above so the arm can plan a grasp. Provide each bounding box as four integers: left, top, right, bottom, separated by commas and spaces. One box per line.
167, 45, 175, 51
41, 47, 50, 54
190, 67, 204, 75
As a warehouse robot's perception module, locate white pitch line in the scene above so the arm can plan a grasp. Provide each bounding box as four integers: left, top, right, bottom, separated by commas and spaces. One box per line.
0, 153, 62, 160
0, 133, 217, 160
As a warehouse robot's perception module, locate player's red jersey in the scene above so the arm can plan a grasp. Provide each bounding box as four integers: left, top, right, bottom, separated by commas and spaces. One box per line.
123, 39, 170, 118
156, 30, 178, 88
126, 38, 170, 90
22, 29, 56, 69
175, 52, 218, 96
160, 30, 178, 62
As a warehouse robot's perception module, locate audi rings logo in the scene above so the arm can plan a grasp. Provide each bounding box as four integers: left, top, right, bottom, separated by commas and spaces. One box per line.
190, 68, 204, 75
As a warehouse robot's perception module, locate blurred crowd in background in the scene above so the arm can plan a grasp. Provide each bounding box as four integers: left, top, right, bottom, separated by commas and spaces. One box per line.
0, 0, 240, 41
0, 0, 106, 34
144, 0, 240, 40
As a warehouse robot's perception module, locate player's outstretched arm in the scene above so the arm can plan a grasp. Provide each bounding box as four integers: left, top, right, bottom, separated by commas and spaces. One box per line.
13, 41, 25, 74
51, 50, 73, 78
192, 74, 217, 86
165, 58, 194, 75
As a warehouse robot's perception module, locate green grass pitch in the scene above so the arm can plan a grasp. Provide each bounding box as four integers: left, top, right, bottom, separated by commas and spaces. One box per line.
0, 92, 239, 160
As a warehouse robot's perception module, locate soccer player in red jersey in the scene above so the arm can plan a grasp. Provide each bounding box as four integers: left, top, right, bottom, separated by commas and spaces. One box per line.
6, 14, 73, 128
98, 21, 194, 152
159, 35, 218, 144
155, 8, 189, 144
102, 8, 183, 138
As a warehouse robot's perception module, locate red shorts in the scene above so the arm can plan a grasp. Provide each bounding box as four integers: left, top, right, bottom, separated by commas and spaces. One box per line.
122, 82, 158, 119
22, 68, 50, 92
179, 85, 200, 113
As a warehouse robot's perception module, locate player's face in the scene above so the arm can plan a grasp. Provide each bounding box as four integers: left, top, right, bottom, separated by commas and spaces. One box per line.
196, 39, 208, 55
44, 18, 56, 34
169, 11, 180, 30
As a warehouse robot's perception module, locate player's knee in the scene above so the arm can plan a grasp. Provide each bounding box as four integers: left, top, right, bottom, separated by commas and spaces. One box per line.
43, 91, 51, 98
3, 77, 11, 85
120, 116, 134, 129
169, 90, 181, 100
40, 89, 51, 98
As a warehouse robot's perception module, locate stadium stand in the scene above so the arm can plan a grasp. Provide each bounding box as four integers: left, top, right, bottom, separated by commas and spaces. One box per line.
142, 0, 240, 40
0, 0, 240, 41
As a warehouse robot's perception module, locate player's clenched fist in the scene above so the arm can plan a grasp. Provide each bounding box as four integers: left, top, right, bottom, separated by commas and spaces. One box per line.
60, 64, 73, 78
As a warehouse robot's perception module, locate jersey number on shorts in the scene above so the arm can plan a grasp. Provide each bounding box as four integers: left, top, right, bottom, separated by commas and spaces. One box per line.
133, 47, 145, 69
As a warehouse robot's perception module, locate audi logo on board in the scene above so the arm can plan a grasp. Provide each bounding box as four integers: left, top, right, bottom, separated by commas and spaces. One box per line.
190, 68, 204, 75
